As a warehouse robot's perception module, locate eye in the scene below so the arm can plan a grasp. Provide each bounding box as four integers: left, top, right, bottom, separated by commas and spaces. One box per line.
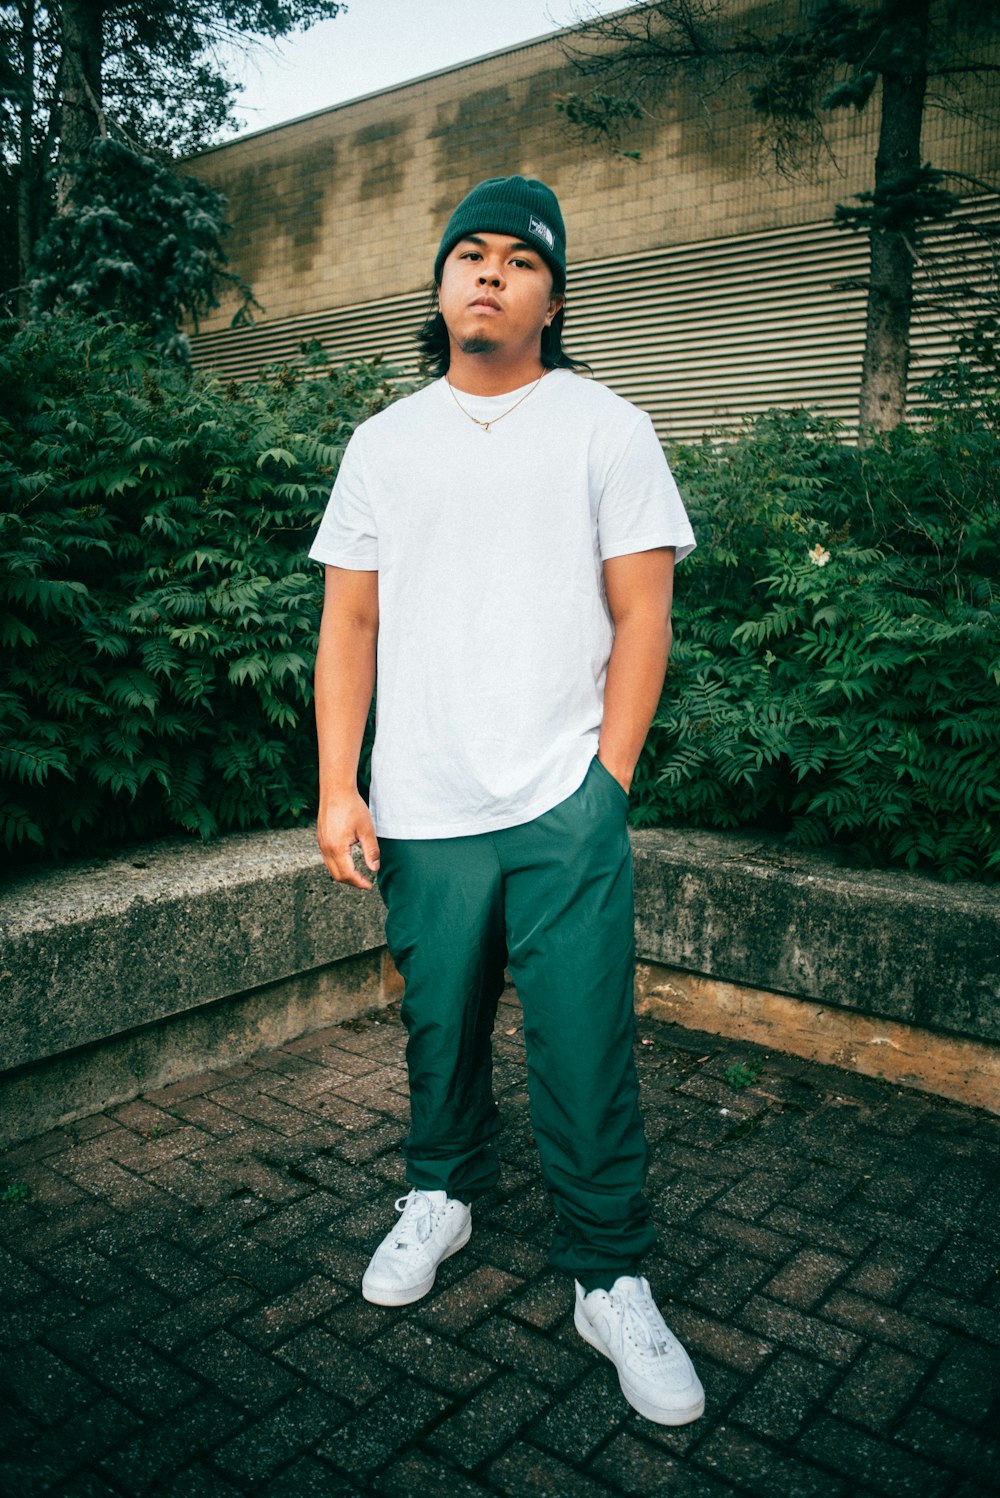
460, 250, 482, 261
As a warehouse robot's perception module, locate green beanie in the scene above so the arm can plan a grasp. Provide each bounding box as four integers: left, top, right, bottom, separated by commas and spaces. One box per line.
434, 175, 566, 288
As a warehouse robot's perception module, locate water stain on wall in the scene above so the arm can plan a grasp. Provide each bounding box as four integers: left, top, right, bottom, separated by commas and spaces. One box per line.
353, 117, 414, 202
529, 4, 775, 179
211, 138, 338, 288
430, 85, 518, 215
520, 63, 591, 159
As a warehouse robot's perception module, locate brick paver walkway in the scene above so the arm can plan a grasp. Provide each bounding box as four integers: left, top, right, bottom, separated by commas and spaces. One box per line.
2, 990, 998, 1497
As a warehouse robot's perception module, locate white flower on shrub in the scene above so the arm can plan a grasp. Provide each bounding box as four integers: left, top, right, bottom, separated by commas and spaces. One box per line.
808, 543, 831, 567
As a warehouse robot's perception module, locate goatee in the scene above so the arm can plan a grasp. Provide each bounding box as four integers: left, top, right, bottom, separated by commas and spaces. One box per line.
459, 335, 500, 356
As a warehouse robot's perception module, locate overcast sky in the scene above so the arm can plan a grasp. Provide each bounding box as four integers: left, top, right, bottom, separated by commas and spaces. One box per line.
223, 0, 624, 139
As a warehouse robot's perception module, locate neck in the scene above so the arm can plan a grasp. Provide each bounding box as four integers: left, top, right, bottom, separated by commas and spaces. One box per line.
446, 344, 546, 396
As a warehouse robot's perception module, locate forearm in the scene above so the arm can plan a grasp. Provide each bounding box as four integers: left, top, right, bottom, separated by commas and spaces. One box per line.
315, 613, 377, 801
598, 614, 672, 792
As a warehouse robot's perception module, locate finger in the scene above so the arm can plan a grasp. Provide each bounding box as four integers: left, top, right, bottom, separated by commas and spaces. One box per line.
320, 838, 373, 890
335, 860, 374, 891
358, 828, 381, 874
346, 840, 376, 890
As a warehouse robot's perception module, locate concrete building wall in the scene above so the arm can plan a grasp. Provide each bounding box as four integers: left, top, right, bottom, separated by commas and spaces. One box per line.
188, 22, 882, 328
185, 3, 999, 432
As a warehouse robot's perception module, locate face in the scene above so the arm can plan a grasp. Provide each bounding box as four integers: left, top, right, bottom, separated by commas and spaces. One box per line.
437, 233, 563, 362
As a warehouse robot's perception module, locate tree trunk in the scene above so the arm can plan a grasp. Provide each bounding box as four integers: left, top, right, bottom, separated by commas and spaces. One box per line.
858, 0, 930, 436
16, 0, 36, 319
56, 0, 104, 213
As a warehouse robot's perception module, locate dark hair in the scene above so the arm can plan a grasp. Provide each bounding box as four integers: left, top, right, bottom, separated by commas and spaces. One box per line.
416, 285, 591, 379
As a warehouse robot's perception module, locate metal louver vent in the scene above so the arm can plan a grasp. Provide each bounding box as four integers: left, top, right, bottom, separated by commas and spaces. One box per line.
189, 287, 430, 384
189, 198, 997, 440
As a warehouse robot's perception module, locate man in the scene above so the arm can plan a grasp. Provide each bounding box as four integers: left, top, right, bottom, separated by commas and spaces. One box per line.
310, 176, 704, 1427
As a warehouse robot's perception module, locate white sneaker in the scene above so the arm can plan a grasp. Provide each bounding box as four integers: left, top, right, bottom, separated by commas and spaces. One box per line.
574, 1275, 705, 1425
361, 1189, 471, 1306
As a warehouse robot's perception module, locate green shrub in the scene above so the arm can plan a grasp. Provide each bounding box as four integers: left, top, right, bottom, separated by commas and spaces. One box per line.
30, 138, 255, 361
3, 315, 997, 881
635, 406, 1000, 881
0, 315, 406, 858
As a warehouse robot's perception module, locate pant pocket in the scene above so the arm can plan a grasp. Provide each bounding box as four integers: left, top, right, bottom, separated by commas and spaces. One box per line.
590, 755, 629, 806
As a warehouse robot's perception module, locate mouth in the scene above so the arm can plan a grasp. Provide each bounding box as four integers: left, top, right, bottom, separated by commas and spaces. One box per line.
469, 296, 502, 313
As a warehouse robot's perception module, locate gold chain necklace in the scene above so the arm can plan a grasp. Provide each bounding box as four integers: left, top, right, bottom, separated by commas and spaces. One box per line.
445, 369, 548, 433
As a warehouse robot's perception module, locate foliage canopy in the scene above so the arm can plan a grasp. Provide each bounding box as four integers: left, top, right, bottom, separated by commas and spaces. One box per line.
30, 137, 255, 358
1, 315, 997, 882
557, 0, 1000, 431
1, 1, 344, 328
637, 396, 1000, 880
0, 315, 401, 855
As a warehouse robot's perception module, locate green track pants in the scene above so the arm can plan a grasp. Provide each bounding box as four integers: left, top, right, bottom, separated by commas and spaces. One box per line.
377, 755, 656, 1281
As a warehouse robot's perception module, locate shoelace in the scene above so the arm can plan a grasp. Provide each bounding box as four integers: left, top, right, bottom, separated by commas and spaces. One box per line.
612, 1281, 678, 1358
388, 1190, 438, 1249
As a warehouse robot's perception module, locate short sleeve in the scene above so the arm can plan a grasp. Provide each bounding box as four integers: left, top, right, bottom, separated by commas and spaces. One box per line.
597, 413, 696, 564
308, 431, 379, 569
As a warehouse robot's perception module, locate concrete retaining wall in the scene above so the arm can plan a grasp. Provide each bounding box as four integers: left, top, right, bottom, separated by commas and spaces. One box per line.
1, 826, 997, 1148
630, 830, 1000, 1043
0, 832, 392, 1149
1, 830, 386, 1073
629, 830, 1000, 1116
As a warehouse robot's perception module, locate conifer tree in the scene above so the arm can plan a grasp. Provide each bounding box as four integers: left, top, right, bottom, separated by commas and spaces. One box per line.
559, 0, 1000, 431
0, 2, 344, 328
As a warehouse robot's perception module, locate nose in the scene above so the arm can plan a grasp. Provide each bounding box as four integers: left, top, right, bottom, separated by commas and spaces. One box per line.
477, 264, 504, 287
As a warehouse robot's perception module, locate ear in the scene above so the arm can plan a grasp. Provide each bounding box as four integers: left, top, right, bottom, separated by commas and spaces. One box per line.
545, 294, 565, 328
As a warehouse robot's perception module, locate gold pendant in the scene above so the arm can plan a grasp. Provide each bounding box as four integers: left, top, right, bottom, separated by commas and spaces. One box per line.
482, 422, 492, 433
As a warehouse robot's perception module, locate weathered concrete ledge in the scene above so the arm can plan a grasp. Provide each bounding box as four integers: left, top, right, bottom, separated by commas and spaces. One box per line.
0, 949, 400, 1154
630, 829, 1000, 1116
1, 829, 387, 1073
0, 831, 394, 1148
1, 825, 997, 1148
630, 829, 1000, 1043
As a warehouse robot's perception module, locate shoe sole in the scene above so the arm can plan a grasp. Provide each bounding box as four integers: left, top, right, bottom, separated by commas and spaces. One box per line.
574, 1303, 706, 1426
361, 1218, 472, 1307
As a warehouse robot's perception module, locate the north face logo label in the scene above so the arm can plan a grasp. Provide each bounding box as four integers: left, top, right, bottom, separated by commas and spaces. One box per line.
528, 215, 555, 250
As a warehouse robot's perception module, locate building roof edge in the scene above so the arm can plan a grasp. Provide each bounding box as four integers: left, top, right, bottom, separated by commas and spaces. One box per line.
191, 24, 572, 158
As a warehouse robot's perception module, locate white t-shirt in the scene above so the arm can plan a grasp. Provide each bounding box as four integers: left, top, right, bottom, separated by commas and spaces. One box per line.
309, 369, 695, 838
